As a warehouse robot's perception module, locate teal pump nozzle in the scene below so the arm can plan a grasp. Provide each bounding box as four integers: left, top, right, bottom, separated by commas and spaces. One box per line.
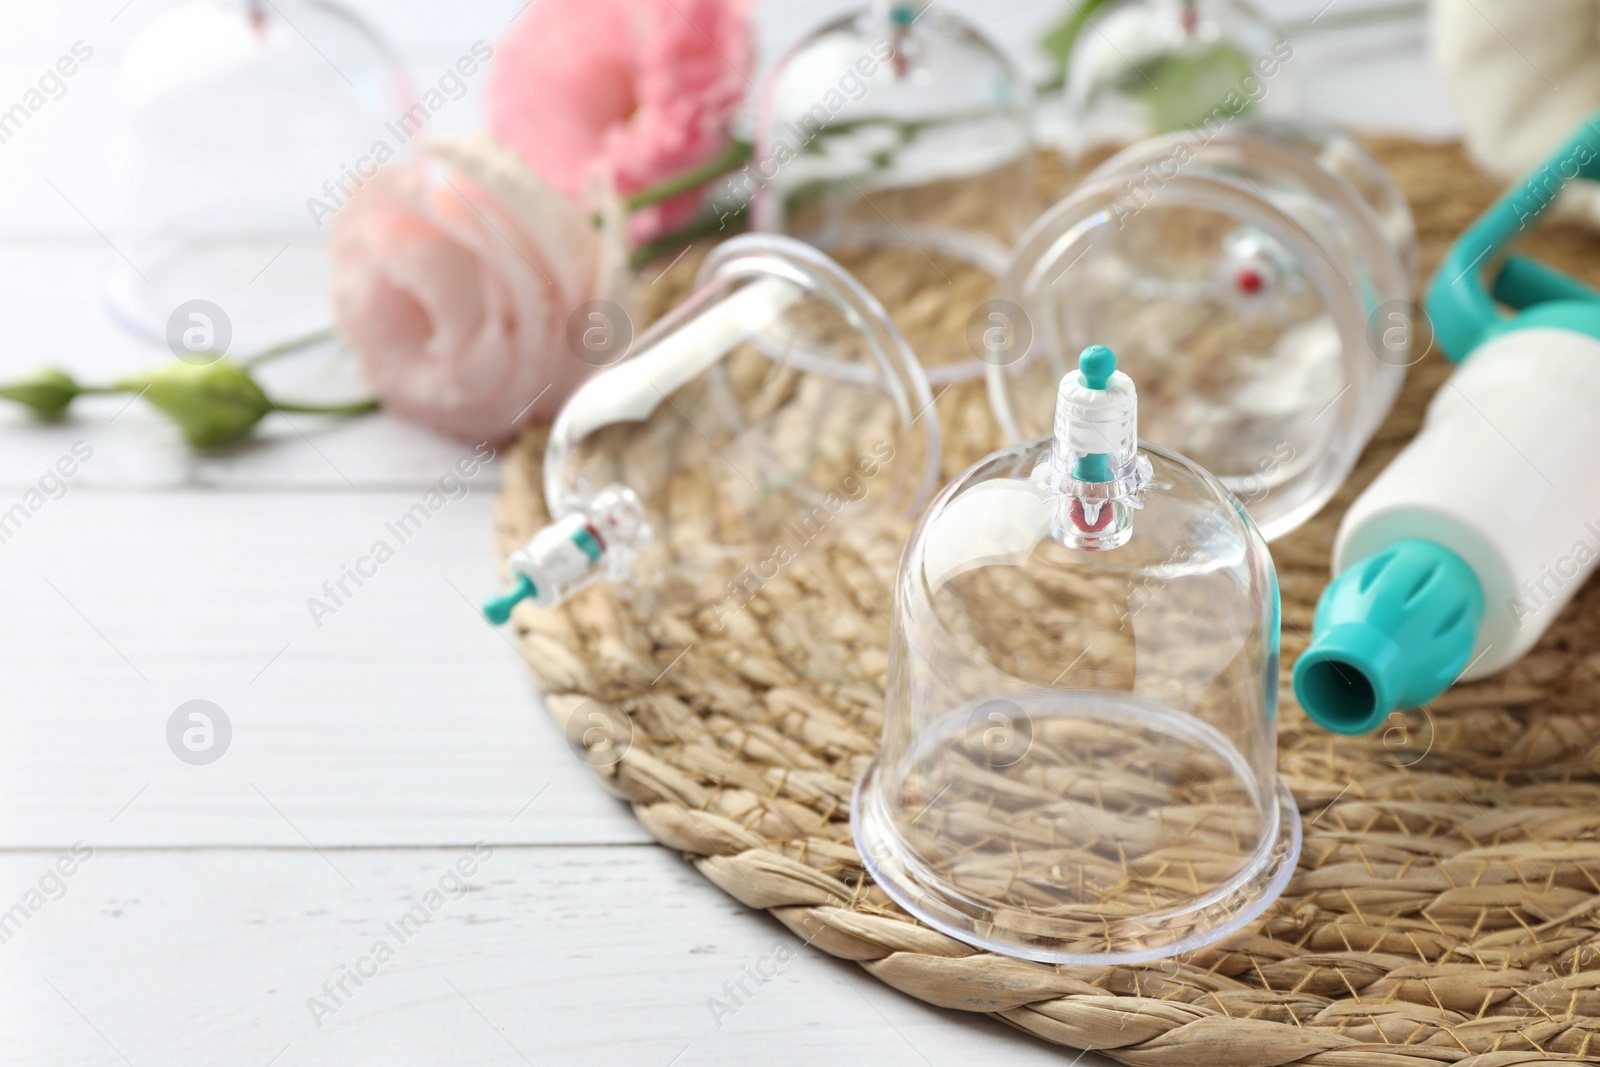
1293, 540, 1485, 734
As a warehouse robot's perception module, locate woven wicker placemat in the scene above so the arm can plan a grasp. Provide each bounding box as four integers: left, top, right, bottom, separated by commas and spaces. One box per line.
495, 139, 1600, 1065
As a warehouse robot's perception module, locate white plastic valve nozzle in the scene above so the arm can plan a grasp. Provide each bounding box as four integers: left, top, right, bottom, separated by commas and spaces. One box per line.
483, 484, 650, 624
1047, 345, 1152, 549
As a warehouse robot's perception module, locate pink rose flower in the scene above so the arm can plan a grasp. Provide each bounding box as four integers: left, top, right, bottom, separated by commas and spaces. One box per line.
329, 136, 628, 443
485, 0, 755, 246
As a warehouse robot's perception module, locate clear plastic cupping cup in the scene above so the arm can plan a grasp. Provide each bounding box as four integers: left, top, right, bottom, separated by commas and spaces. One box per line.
484, 234, 942, 624
105, 0, 413, 350
748, 0, 1034, 384
1054, 0, 1299, 159
987, 118, 1418, 541
854, 345, 1301, 964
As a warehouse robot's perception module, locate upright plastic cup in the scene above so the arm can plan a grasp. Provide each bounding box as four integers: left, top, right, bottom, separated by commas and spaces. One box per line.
856, 345, 1300, 963
750, 1, 1035, 384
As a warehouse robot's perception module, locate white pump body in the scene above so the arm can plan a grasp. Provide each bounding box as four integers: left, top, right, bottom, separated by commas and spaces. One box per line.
1334, 327, 1600, 678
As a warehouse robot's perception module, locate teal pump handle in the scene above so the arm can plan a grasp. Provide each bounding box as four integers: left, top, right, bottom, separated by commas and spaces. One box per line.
1493, 255, 1600, 309
1427, 114, 1600, 362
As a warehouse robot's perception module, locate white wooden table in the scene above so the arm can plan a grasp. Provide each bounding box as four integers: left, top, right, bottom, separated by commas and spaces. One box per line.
0, 2, 1454, 1063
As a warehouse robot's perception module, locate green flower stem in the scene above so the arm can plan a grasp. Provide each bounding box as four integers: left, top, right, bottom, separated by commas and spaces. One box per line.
630, 205, 748, 270
789, 110, 996, 142
144, 328, 340, 372
269, 398, 380, 416
43, 379, 377, 416
246, 326, 338, 367
625, 138, 753, 212
0, 358, 380, 449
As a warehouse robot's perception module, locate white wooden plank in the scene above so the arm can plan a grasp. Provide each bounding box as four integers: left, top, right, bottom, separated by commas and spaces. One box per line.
0, 845, 1114, 1067
0, 389, 519, 493
0, 388, 520, 492
0, 489, 647, 849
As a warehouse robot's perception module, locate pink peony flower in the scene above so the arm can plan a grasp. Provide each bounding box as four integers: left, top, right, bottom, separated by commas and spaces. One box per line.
329, 136, 628, 443
485, 0, 755, 246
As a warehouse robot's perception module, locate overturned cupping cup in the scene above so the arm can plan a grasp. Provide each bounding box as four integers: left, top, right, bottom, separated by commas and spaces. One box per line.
987, 119, 1416, 540
486, 233, 942, 622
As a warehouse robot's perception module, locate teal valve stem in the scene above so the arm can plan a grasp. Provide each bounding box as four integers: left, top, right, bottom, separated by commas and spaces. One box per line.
1072, 345, 1116, 481
483, 574, 537, 625
1077, 344, 1116, 390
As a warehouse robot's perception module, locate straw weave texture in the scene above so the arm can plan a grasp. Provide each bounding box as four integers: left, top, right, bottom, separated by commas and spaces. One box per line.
495, 139, 1600, 1065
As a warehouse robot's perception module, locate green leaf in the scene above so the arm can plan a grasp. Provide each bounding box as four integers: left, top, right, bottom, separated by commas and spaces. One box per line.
0, 367, 79, 419
1040, 0, 1115, 76
117, 359, 272, 447
1117, 41, 1255, 133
